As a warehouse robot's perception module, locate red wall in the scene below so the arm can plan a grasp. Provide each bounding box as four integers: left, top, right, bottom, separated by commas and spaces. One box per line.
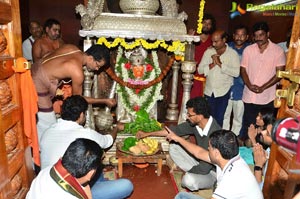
20, 0, 83, 46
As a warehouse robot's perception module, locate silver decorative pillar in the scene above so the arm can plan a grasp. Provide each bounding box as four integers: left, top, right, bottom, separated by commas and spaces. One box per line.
166, 60, 180, 121
91, 74, 100, 128
83, 38, 95, 129
178, 43, 196, 124
95, 81, 117, 131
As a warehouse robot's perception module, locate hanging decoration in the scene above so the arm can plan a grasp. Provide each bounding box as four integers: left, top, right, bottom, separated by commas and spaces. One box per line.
196, 0, 206, 34
105, 55, 174, 90
97, 37, 185, 58
113, 46, 163, 115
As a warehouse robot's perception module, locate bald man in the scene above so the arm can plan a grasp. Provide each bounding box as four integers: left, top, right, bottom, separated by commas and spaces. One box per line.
22, 21, 43, 62
198, 30, 240, 127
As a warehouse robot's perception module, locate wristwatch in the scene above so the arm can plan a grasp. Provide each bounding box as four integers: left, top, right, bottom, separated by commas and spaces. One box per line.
254, 165, 263, 171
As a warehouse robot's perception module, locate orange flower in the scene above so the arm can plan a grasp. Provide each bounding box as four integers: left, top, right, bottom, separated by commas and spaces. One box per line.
175, 55, 183, 61
132, 65, 144, 79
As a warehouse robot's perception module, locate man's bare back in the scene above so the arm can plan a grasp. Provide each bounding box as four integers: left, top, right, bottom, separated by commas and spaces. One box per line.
42, 44, 82, 79
32, 44, 116, 109
42, 44, 84, 96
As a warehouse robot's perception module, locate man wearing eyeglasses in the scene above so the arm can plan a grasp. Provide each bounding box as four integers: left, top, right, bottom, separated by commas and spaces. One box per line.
30, 44, 117, 174
167, 130, 263, 199
136, 97, 221, 191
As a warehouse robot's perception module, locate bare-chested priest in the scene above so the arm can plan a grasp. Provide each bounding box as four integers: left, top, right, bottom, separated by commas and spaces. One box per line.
32, 18, 64, 62
31, 44, 116, 141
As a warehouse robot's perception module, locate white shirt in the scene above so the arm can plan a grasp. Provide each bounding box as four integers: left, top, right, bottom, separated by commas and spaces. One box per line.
22, 36, 35, 61
40, 119, 113, 169
196, 116, 213, 137
213, 155, 263, 199
26, 166, 80, 199
277, 41, 288, 53
198, 45, 240, 97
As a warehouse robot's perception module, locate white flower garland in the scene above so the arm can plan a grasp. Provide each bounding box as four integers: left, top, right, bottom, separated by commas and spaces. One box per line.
116, 46, 163, 115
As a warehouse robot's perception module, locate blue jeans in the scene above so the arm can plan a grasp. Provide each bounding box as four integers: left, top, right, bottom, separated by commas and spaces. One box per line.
205, 90, 230, 127
175, 192, 205, 199
91, 173, 133, 199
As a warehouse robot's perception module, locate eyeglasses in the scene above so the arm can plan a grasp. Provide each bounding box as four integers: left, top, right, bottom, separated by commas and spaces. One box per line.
187, 113, 197, 117
95, 60, 102, 66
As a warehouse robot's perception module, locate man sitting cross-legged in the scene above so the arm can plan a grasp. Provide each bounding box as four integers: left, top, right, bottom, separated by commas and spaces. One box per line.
167, 129, 263, 199
40, 95, 133, 199
136, 97, 221, 191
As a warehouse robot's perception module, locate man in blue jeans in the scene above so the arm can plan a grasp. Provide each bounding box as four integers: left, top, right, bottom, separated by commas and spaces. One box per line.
198, 30, 240, 127
222, 24, 250, 136
40, 95, 133, 199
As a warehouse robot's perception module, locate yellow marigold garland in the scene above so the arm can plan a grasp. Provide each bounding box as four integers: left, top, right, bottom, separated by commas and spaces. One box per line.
196, 0, 206, 34
97, 37, 185, 57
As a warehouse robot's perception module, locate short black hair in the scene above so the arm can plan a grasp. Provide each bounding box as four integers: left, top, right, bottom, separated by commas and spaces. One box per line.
234, 24, 249, 34
62, 138, 103, 178
85, 44, 110, 66
209, 130, 239, 160
28, 20, 41, 29
203, 13, 216, 33
186, 97, 210, 118
61, 95, 88, 121
44, 18, 60, 30
253, 21, 269, 33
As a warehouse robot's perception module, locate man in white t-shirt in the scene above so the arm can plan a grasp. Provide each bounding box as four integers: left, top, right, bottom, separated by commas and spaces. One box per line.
40, 95, 133, 199
166, 129, 263, 199
22, 21, 42, 62
40, 96, 113, 169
